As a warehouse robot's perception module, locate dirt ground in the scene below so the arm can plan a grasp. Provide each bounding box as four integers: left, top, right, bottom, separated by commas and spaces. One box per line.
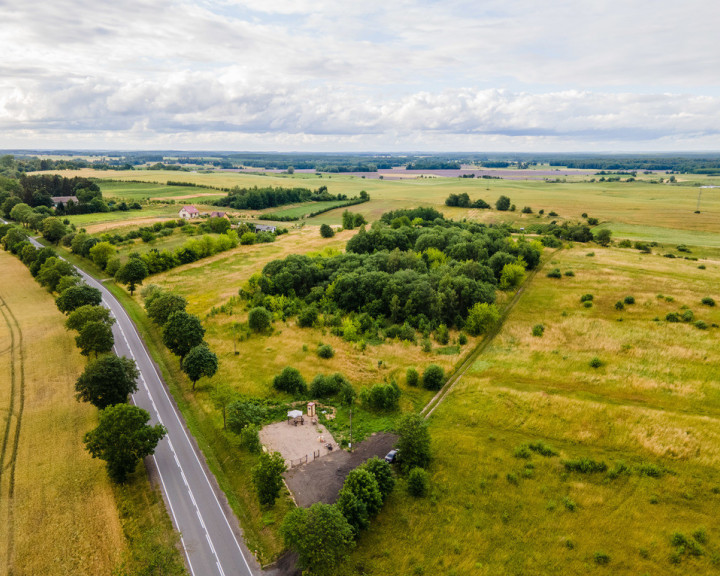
259, 420, 340, 467
284, 432, 398, 508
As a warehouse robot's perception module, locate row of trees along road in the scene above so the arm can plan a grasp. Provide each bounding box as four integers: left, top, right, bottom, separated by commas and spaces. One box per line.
0, 222, 166, 483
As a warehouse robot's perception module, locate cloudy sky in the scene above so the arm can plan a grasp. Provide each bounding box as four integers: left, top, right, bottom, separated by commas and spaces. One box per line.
1, 0, 720, 151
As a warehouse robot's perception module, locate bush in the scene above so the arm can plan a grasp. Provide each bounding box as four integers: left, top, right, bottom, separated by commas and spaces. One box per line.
580, 294, 594, 303
317, 344, 335, 359
360, 381, 401, 411
465, 302, 500, 336
665, 312, 680, 323
615, 301, 624, 310
495, 195, 511, 211
240, 232, 256, 245
514, 445, 531, 459
434, 324, 449, 345
695, 320, 708, 330
623, 295, 635, 304
248, 306, 272, 332
521, 206, 532, 214
564, 270, 575, 277
532, 324, 545, 337
407, 468, 429, 497
406, 367, 419, 387
309, 373, 347, 398
701, 297, 715, 307
320, 224, 335, 238
273, 367, 307, 396
593, 552, 610, 565
563, 458, 607, 474
298, 305, 319, 328
240, 425, 262, 453
589, 357, 602, 368
546, 268, 562, 278
422, 364, 445, 391
528, 441, 557, 457
681, 309, 694, 322
458, 333, 467, 345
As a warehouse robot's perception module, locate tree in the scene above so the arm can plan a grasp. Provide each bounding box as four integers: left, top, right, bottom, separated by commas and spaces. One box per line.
66, 304, 114, 332
75, 354, 139, 409
146, 292, 187, 325
9, 202, 33, 226
495, 195, 511, 211
115, 258, 148, 295
89, 241, 116, 270
337, 487, 369, 535
83, 404, 166, 483
397, 413, 431, 471
251, 451, 286, 507
407, 467, 429, 497
342, 210, 355, 230
181, 344, 218, 390
41, 217, 67, 244
363, 457, 395, 501
281, 503, 355, 576
595, 228, 612, 247
465, 302, 500, 336
272, 367, 307, 396
56, 284, 102, 314
162, 311, 205, 360
343, 467, 382, 517
422, 364, 445, 391
37, 257, 77, 292
248, 306, 272, 332
226, 399, 266, 434
406, 367, 419, 387
499, 262, 526, 290
210, 382, 237, 430
320, 223, 335, 238
75, 320, 114, 357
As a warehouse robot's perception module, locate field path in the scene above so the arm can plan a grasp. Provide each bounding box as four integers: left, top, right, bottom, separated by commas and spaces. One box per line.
421, 249, 559, 419
0, 294, 25, 571
23, 234, 258, 576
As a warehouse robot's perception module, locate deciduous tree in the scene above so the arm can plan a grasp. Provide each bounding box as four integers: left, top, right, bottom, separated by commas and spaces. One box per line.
56, 284, 102, 314
251, 451, 286, 507
76, 320, 114, 357
397, 413, 431, 471
162, 311, 205, 360
181, 344, 218, 390
75, 354, 139, 409
83, 404, 166, 483
115, 258, 148, 295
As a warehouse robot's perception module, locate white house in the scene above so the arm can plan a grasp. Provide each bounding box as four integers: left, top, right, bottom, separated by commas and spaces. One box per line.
179, 205, 200, 219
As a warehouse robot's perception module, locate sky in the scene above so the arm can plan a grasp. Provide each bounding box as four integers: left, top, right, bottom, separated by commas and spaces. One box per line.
1, 0, 720, 152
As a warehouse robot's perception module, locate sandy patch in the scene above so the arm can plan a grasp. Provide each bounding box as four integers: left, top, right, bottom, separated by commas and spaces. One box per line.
259, 420, 339, 467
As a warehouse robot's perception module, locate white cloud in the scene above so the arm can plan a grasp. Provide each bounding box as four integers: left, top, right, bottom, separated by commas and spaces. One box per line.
1, 0, 719, 150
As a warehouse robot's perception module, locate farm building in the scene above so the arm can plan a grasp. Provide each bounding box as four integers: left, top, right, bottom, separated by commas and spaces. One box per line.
254, 224, 276, 233
51, 196, 78, 206
179, 205, 200, 219
209, 211, 229, 219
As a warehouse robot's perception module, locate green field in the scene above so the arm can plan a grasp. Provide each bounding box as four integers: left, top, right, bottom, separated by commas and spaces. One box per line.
37, 167, 720, 574
262, 199, 351, 220
98, 180, 225, 201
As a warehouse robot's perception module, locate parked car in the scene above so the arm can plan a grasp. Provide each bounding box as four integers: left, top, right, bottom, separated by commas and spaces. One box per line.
384, 449, 398, 464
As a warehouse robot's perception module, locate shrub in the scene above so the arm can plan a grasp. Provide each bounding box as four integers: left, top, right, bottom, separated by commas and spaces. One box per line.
465, 302, 500, 336
309, 373, 347, 398
564, 270, 575, 277
521, 206, 532, 214
583, 301, 592, 308
618, 239, 632, 248
248, 306, 272, 332
298, 305, 319, 328
240, 425, 262, 453
636, 462, 664, 478
593, 552, 610, 565
495, 195, 511, 211
528, 441, 557, 457
701, 297, 715, 307
434, 324, 449, 345
546, 268, 562, 278
320, 224, 335, 238
563, 458, 607, 473
240, 232, 256, 245
422, 364, 445, 391
506, 473, 519, 486
589, 357, 602, 368
681, 310, 694, 322
532, 324, 545, 337
693, 528, 708, 544
458, 333, 467, 345
623, 295, 635, 304
563, 497, 577, 512
361, 381, 401, 411
580, 294, 594, 303
407, 468, 429, 497
406, 367, 419, 387
273, 367, 307, 395
695, 320, 708, 330
514, 445, 531, 459
698, 264, 706, 270
665, 312, 680, 323
317, 344, 335, 359
614, 301, 624, 310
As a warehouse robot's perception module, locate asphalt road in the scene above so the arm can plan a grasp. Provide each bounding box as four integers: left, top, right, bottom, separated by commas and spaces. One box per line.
17, 230, 256, 576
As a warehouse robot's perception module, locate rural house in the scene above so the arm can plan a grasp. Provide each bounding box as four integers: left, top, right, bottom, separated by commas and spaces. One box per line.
254, 223, 276, 233
179, 205, 200, 219
51, 195, 78, 206
209, 211, 229, 219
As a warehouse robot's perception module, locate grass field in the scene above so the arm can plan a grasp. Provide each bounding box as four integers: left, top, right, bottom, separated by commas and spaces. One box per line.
0, 250, 123, 575
262, 200, 351, 220
38, 169, 720, 242
337, 245, 720, 575
0, 250, 185, 576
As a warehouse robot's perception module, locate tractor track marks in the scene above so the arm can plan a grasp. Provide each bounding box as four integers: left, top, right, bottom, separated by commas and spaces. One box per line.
0, 294, 25, 575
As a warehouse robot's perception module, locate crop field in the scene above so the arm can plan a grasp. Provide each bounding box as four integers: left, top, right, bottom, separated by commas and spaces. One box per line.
0, 250, 124, 576
262, 199, 351, 220
98, 180, 225, 202
338, 246, 720, 575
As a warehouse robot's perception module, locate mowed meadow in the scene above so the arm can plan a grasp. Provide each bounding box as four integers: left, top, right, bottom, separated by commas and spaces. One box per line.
0, 250, 124, 576
339, 246, 720, 575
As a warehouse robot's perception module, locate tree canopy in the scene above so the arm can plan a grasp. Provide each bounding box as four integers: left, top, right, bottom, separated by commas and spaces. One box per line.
56, 284, 102, 314
75, 354, 139, 409
397, 413, 431, 471
75, 320, 114, 357
162, 311, 205, 360
181, 344, 218, 389
115, 258, 148, 295
251, 451, 286, 507
84, 404, 166, 483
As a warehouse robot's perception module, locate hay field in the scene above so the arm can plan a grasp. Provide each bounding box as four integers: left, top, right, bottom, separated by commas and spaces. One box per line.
0, 251, 124, 576
340, 246, 720, 575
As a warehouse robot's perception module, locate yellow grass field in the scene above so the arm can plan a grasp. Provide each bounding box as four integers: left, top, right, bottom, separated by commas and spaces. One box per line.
0, 251, 124, 576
